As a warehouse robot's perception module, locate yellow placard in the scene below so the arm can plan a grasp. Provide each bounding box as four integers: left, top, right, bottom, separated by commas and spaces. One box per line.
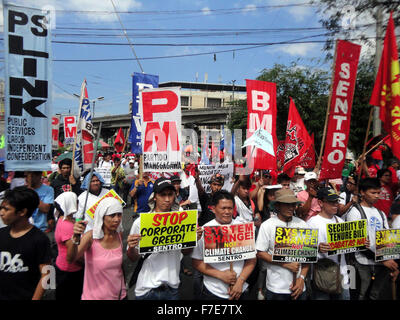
139, 210, 198, 253
86, 189, 125, 220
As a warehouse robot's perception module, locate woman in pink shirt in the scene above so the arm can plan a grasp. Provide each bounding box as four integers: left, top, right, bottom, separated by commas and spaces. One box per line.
54, 192, 84, 300
67, 197, 127, 300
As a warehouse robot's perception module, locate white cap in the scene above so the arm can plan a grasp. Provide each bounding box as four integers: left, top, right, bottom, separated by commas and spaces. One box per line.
129, 160, 135, 164
304, 172, 317, 181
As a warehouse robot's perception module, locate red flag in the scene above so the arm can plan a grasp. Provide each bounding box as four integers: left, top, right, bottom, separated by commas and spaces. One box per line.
319, 40, 361, 180
246, 79, 277, 170
114, 128, 125, 153
370, 12, 400, 159
283, 98, 312, 173
300, 133, 316, 169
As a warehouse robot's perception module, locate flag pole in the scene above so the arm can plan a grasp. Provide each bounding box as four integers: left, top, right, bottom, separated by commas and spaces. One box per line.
316, 41, 338, 173
72, 122, 102, 244
356, 108, 374, 189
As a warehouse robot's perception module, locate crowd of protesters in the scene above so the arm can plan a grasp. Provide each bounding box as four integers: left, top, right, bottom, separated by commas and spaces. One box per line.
0, 146, 400, 301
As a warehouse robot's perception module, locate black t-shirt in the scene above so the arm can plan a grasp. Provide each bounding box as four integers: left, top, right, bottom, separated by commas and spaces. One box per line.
0, 226, 52, 300
198, 192, 215, 226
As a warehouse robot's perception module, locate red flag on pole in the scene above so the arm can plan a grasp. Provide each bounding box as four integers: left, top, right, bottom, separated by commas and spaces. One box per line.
283, 98, 312, 173
299, 133, 316, 169
114, 128, 125, 153
369, 12, 400, 159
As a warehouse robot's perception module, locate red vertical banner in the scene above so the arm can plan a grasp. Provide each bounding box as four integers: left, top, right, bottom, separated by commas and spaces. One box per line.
246, 79, 277, 170
52, 115, 60, 149
319, 40, 361, 180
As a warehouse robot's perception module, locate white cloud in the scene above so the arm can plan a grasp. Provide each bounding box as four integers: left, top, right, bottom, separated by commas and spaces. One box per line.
269, 43, 320, 57
242, 4, 257, 14
202, 7, 211, 15
1, 0, 142, 22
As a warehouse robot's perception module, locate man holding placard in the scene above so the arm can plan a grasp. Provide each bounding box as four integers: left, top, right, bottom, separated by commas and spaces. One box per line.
307, 187, 350, 300
127, 177, 201, 300
256, 188, 310, 300
191, 190, 256, 300
346, 178, 399, 300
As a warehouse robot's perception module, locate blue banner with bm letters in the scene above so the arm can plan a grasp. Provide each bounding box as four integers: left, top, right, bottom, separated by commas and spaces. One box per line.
129, 73, 159, 154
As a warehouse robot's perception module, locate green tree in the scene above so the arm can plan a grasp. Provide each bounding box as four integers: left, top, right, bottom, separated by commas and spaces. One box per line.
228, 59, 376, 158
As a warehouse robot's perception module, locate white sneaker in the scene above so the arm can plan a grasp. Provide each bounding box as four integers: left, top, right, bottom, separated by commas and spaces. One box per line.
257, 290, 265, 300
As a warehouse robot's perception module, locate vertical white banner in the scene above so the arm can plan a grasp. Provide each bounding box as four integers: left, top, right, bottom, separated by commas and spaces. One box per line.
140, 87, 182, 172
4, 4, 52, 171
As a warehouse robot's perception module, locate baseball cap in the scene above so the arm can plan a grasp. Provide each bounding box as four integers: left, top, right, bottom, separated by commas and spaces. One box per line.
209, 173, 225, 185
153, 177, 175, 194
171, 175, 182, 183
317, 187, 341, 201
262, 170, 272, 177
129, 160, 135, 164
304, 172, 317, 181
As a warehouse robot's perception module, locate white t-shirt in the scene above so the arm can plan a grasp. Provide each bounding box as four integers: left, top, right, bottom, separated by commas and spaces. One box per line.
191, 217, 250, 299
307, 214, 349, 282
392, 215, 400, 229
255, 215, 308, 294
99, 160, 113, 169
129, 215, 182, 297
346, 205, 389, 265
78, 188, 110, 232
290, 178, 305, 195
234, 196, 253, 222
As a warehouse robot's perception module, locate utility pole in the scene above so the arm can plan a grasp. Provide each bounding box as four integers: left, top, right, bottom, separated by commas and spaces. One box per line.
373, 4, 383, 136
227, 80, 236, 125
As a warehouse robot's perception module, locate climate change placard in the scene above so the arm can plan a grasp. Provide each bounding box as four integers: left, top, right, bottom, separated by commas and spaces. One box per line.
203, 222, 256, 263
272, 227, 318, 263
139, 210, 198, 253
86, 189, 125, 220
375, 229, 400, 262
326, 219, 367, 256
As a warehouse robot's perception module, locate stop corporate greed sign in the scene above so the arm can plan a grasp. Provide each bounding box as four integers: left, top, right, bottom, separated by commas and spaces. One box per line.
272, 227, 318, 263
326, 220, 367, 256
139, 210, 198, 253
203, 223, 256, 263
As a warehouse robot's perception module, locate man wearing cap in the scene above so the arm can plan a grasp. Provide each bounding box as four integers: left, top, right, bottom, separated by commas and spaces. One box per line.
194, 170, 225, 226
307, 187, 350, 300
127, 177, 201, 300
290, 167, 306, 195
296, 172, 321, 221
171, 175, 191, 209
248, 170, 272, 203
256, 188, 310, 300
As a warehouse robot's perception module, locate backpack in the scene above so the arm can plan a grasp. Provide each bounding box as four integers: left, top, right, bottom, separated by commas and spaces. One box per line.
351, 203, 386, 260
313, 216, 343, 294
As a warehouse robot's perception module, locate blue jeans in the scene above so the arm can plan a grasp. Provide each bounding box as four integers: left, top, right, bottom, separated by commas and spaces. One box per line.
265, 289, 307, 301
135, 284, 180, 300
312, 287, 350, 300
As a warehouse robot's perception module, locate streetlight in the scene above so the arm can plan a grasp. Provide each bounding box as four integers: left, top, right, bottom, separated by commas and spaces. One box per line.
73, 94, 104, 118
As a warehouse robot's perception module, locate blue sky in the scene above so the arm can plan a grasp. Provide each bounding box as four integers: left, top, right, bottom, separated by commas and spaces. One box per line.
1, 0, 382, 117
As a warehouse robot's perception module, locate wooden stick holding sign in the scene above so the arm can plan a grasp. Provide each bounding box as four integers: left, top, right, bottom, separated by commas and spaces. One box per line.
356, 108, 374, 191
72, 122, 103, 245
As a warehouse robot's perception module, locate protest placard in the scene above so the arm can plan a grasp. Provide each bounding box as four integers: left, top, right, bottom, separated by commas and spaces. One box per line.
203, 222, 256, 263
326, 219, 367, 256
272, 227, 318, 263
63, 116, 76, 146
198, 162, 234, 193
4, 4, 53, 171
139, 210, 198, 253
86, 189, 125, 220
375, 229, 400, 262
140, 87, 182, 172
95, 167, 111, 187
